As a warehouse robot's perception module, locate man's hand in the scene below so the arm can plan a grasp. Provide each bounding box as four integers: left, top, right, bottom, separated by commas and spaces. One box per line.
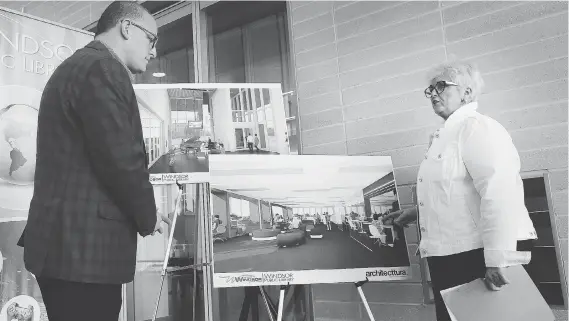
484, 267, 510, 291
151, 211, 172, 235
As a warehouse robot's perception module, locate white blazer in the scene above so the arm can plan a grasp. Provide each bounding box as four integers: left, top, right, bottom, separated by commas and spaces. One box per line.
416, 102, 537, 268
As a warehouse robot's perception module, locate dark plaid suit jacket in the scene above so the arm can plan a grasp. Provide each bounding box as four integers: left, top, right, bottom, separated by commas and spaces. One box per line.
18, 41, 157, 284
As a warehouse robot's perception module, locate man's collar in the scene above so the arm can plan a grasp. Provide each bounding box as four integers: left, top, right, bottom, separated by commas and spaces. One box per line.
443, 102, 478, 129
89, 40, 134, 81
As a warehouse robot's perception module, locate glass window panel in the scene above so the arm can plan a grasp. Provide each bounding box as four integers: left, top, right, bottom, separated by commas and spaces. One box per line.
257, 108, 265, 122
262, 88, 271, 105
248, 16, 284, 84
212, 28, 246, 83
254, 89, 262, 108
134, 14, 194, 84
525, 195, 549, 213
229, 197, 242, 217
272, 206, 283, 216
242, 90, 249, 111
525, 247, 562, 283
161, 48, 191, 83
529, 212, 554, 246
536, 283, 565, 306
241, 199, 250, 218
247, 89, 253, 111
265, 107, 274, 136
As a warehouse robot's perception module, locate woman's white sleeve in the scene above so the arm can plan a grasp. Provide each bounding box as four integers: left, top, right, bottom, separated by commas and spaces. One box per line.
461, 118, 531, 268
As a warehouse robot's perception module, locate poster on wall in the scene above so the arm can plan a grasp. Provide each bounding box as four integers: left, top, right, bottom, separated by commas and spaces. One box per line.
133, 83, 291, 185
209, 154, 412, 288
0, 7, 93, 318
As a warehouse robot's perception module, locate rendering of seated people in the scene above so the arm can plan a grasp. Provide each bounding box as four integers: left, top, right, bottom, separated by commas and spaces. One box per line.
212, 215, 222, 230
291, 216, 301, 229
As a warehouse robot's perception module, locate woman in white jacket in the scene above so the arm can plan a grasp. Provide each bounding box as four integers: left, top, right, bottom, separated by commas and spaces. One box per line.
384, 61, 537, 321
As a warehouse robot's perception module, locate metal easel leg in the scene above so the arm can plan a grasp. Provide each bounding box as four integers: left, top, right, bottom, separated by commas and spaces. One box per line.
276, 284, 288, 321
152, 181, 184, 321
355, 278, 376, 321
259, 286, 277, 321
239, 286, 289, 321
192, 183, 200, 321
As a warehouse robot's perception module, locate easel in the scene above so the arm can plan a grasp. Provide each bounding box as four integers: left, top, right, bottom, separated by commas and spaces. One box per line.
152, 181, 210, 321
355, 278, 376, 321
238, 284, 290, 321
238, 280, 375, 321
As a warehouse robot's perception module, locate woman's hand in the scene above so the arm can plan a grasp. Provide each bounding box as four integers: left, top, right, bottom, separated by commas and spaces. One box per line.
484, 267, 510, 291
382, 207, 417, 228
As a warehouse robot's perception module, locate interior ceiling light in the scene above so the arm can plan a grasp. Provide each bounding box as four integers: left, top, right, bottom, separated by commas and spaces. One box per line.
153, 72, 166, 78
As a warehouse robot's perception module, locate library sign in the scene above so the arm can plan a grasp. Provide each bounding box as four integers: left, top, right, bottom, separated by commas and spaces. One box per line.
0, 31, 77, 77
0, 8, 93, 89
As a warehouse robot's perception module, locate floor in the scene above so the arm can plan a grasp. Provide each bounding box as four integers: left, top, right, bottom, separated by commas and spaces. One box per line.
225, 150, 279, 155
148, 149, 278, 174
212, 224, 410, 273
149, 151, 208, 174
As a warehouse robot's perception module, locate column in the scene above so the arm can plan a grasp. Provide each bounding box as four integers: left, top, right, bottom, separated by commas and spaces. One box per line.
269, 87, 289, 155
192, 3, 213, 321
258, 199, 263, 230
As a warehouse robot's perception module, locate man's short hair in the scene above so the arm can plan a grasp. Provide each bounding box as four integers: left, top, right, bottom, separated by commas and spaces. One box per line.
95, 1, 150, 36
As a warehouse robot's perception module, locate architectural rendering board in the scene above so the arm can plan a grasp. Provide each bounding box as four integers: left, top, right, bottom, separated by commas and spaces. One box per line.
209, 154, 412, 287
133, 83, 291, 185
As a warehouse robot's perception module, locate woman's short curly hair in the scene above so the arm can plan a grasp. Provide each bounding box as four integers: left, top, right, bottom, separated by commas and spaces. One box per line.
428, 60, 485, 103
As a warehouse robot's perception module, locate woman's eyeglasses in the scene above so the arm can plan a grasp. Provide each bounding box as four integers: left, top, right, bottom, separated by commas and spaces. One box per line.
424, 80, 458, 98
126, 20, 158, 49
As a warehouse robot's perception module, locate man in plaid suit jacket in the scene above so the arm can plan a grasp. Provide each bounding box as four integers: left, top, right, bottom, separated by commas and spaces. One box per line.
17, 2, 170, 320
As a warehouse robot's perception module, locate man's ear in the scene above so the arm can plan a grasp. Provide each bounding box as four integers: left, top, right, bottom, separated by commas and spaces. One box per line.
120, 20, 131, 40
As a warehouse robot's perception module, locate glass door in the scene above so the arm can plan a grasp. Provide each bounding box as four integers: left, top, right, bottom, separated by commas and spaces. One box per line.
127, 4, 210, 321
199, 2, 313, 320
235, 128, 245, 149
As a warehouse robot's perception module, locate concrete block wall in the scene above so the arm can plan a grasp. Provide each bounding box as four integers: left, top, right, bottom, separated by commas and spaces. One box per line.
288, 1, 568, 320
